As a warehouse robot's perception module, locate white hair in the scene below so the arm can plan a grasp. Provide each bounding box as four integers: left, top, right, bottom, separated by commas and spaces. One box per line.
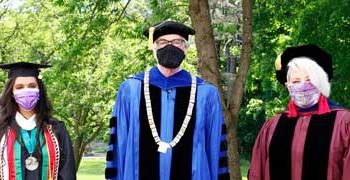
287, 57, 331, 97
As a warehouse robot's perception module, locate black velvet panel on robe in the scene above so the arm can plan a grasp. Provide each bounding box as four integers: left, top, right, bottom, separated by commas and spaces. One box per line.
269, 113, 298, 180
139, 84, 161, 180
170, 86, 196, 180
139, 84, 195, 180
269, 112, 337, 180
302, 111, 336, 180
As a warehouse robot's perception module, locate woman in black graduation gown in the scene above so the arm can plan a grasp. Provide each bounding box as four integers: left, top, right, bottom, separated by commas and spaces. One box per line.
0, 62, 76, 180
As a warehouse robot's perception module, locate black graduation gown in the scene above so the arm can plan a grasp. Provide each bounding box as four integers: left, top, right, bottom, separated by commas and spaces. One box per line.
19, 120, 76, 180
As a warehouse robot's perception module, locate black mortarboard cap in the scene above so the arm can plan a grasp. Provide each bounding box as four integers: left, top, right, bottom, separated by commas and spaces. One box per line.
275, 44, 333, 84
143, 20, 195, 49
0, 62, 51, 79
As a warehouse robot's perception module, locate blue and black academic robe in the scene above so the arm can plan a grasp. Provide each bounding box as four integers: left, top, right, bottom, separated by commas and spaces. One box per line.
105, 67, 230, 180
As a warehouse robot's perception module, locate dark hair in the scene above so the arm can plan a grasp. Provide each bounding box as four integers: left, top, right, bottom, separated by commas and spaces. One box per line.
0, 77, 52, 140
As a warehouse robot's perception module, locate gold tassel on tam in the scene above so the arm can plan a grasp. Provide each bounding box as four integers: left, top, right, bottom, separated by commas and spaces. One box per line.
148, 27, 155, 50
275, 53, 282, 70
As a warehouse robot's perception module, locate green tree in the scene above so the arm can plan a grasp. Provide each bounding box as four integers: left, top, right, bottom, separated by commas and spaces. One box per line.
0, 0, 146, 170
238, 0, 350, 160
189, 1, 252, 180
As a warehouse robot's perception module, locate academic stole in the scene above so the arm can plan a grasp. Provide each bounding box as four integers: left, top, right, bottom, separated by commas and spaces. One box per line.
0, 125, 60, 180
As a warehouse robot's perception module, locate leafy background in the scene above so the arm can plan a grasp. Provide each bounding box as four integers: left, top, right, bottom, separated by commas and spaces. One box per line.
0, 0, 349, 174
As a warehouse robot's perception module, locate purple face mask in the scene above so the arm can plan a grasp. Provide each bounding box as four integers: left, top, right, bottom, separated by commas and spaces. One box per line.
13, 88, 40, 111
287, 82, 320, 108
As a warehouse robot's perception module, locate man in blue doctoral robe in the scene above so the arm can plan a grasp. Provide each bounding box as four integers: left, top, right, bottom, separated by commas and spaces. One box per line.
105, 20, 230, 180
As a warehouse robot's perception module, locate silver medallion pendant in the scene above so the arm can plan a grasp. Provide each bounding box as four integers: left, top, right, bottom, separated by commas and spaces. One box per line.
25, 156, 39, 171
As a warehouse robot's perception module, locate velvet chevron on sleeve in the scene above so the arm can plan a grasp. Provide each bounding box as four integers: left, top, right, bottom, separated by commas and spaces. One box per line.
105, 117, 118, 180
203, 85, 229, 180
218, 123, 230, 179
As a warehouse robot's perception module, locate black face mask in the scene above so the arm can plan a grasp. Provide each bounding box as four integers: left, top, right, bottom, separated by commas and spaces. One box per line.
156, 45, 185, 68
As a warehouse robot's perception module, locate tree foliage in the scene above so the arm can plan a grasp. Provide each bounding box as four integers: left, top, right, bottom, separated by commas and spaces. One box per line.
0, 0, 198, 170
0, 0, 150, 170
238, 0, 350, 159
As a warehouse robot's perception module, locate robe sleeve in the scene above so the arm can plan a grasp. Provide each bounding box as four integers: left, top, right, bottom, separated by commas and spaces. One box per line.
341, 111, 350, 180
218, 123, 230, 180
248, 114, 280, 180
105, 115, 118, 180
105, 81, 130, 180
205, 86, 228, 179
56, 122, 76, 180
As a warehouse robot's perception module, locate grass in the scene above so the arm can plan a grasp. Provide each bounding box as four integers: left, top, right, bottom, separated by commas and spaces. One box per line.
241, 158, 250, 180
77, 158, 105, 180
77, 157, 250, 180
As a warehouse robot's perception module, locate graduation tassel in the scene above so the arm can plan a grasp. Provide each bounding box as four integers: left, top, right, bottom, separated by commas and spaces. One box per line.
275, 53, 282, 71
148, 27, 155, 50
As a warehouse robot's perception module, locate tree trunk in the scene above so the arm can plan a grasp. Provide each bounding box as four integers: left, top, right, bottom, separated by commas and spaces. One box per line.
189, 0, 221, 88
189, 0, 253, 179
227, 0, 252, 178
73, 138, 86, 171
225, 110, 242, 179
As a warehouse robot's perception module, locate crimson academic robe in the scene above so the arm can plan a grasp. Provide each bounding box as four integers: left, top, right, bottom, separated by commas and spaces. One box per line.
248, 102, 350, 180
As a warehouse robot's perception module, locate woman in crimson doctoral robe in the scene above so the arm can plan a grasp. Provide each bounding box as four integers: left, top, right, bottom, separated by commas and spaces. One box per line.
248, 44, 350, 180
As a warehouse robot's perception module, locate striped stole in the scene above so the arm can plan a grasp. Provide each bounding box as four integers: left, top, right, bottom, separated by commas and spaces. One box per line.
0, 125, 60, 180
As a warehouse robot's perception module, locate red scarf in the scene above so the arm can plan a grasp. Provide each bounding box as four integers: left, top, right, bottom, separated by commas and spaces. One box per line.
287, 95, 331, 117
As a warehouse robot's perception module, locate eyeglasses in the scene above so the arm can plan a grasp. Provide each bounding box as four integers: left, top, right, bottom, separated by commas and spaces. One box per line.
155, 39, 186, 48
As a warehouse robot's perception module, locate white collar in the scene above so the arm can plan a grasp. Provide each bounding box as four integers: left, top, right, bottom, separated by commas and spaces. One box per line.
15, 112, 37, 131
